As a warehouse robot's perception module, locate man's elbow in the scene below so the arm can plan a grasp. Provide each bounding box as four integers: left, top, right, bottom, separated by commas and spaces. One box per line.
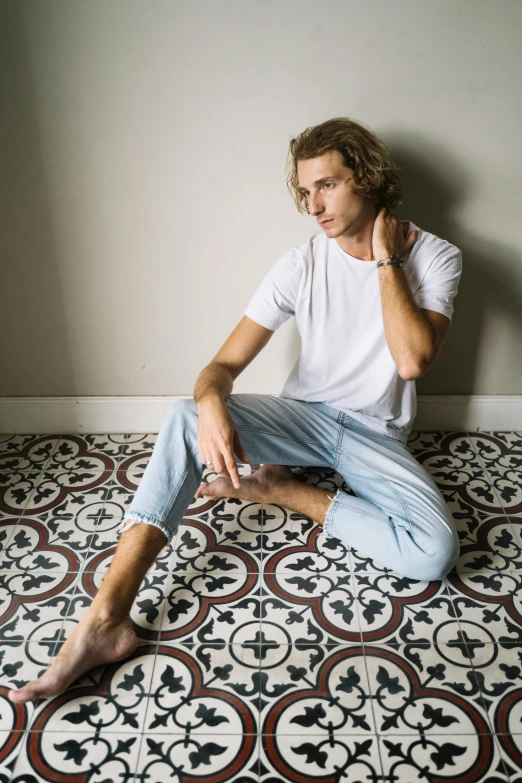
399, 358, 429, 381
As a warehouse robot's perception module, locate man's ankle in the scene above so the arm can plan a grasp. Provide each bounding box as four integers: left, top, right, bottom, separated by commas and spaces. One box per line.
87, 600, 131, 625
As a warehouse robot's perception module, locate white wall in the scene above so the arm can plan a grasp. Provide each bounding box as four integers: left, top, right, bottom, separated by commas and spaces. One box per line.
1, 0, 521, 398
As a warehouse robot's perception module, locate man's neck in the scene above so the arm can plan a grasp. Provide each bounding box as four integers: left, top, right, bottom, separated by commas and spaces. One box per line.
334, 217, 410, 260
334, 237, 374, 261
332, 205, 378, 260
334, 226, 375, 261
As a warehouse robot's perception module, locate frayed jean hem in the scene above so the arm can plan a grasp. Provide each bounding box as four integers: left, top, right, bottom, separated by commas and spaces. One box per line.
118, 511, 173, 544
323, 488, 343, 538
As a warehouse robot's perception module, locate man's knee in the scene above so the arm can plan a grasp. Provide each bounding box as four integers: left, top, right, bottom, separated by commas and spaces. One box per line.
159, 399, 199, 448
422, 532, 460, 581
168, 397, 198, 420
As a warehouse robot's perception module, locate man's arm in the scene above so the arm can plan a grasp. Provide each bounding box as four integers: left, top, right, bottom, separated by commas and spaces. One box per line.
377, 264, 441, 380
193, 315, 275, 404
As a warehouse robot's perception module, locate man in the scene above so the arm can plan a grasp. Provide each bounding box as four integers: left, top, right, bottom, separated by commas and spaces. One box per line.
9, 117, 462, 704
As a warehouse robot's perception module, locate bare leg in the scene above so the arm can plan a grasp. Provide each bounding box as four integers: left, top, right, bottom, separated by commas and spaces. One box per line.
195, 464, 333, 526
10, 466, 331, 704
8, 523, 167, 704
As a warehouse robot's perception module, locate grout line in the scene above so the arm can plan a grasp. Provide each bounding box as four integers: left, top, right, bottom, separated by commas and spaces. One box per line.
491, 732, 516, 782
467, 430, 521, 546
80, 461, 122, 572
466, 427, 518, 548
354, 592, 385, 777
440, 571, 472, 656
39, 434, 64, 472
4, 470, 46, 532
451, 430, 518, 735
25, 568, 81, 731
132, 634, 161, 780
0, 516, 22, 561
2, 445, 72, 565
259, 539, 263, 739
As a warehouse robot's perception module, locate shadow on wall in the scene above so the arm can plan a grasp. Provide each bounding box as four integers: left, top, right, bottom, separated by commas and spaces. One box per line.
389, 137, 522, 394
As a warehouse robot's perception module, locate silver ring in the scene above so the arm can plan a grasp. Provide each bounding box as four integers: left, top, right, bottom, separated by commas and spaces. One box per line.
206, 460, 213, 466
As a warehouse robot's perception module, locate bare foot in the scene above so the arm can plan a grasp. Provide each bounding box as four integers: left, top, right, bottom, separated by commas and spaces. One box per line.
195, 463, 294, 504
8, 609, 138, 704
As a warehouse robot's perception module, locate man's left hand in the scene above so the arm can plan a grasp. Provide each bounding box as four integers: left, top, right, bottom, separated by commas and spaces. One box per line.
372, 207, 419, 263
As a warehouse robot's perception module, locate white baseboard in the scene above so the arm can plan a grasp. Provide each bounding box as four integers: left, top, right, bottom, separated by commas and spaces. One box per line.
0, 395, 520, 434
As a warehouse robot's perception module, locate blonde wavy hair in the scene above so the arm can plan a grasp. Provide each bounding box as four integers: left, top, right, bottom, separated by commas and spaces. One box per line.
286, 117, 402, 214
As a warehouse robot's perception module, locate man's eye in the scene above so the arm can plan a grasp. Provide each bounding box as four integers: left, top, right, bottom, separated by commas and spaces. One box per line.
323, 183, 333, 189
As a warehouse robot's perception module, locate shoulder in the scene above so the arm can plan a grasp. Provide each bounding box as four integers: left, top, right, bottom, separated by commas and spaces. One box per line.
407, 221, 462, 282
291, 230, 327, 267
265, 241, 307, 288
274, 232, 322, 273
409, 221, 461, 263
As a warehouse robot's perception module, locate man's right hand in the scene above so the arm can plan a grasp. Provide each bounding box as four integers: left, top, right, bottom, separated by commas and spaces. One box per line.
197, 396, 249, 489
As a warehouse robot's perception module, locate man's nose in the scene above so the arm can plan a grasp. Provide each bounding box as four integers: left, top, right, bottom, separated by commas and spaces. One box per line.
308, 194, 323, 216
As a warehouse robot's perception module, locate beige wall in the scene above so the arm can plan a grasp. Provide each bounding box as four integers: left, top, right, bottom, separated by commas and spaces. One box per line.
1, 0, 521, 398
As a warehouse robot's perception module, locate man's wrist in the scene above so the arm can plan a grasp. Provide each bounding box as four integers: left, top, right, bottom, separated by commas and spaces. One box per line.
376, 250, 401, 260
195, 391, 225, 407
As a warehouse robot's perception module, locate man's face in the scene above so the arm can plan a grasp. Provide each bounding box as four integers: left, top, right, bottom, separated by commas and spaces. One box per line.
297, 149, 375, 237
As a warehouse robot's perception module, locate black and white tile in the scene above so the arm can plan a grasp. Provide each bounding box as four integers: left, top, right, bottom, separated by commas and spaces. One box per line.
0, 431, 519, 781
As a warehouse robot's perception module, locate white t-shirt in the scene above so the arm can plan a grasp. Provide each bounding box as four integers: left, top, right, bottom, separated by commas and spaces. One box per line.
243, 220, 462, 443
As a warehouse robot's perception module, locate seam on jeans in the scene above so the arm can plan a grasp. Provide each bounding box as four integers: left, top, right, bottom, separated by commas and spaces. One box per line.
235, 425, 319, 446
325, 488, 413, 541
160, 445, 201, 530
333, 424, 345, 470
336, 445, 414, 533
235, 425, 338, 464
331, 495, 400, 523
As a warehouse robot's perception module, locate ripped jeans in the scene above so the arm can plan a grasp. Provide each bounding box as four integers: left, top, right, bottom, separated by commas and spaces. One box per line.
120, 394, 460, 581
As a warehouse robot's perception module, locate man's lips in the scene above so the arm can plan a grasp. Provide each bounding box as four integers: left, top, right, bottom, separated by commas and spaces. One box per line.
319, 219, 333, 225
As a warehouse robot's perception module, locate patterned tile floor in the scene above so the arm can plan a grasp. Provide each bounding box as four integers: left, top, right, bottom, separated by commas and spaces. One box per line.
0, 430, 521, 781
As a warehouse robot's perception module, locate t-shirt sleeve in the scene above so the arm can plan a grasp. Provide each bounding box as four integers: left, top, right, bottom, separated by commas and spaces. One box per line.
243, 247, 303, 331
413, 245, 462, 323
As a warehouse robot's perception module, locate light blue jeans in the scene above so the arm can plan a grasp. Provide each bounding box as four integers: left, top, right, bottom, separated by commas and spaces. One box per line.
121, 394, 460, 581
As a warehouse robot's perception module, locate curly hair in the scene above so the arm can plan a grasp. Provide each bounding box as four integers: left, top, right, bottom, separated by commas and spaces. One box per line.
286, 117, 402, 214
